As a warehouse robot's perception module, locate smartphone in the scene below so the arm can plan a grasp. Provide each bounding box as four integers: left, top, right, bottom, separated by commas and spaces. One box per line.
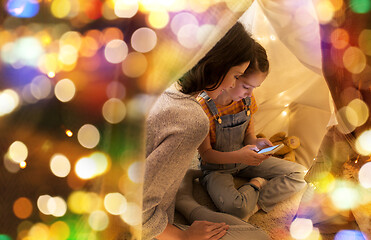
257, 144, 284, 155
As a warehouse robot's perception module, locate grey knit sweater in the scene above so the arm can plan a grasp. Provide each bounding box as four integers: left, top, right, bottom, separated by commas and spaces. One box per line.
142, 84, 209, 240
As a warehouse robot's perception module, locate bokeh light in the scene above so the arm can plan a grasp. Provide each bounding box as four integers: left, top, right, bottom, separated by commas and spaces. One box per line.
147, 8, 169, 29
315, 0, 335, 24
0, 89, 20, 116
104, 39, 128, 64
359, 162, 371, 188
106, 81, 126, 99
89, 210, 109, 231
13, 197, 33, 219
51, 0, 71, 19
343, 47, 367, 74
104, 192, 128, 215
49, 221, 70, 240
47, 196, 67, 217
77, 124, 100, 149
30, 75, 52, 100
355, 130, 371, 155
131, 27, 157, 53
114, 0, 139, 18
75, 157, 97, 179
331, 28, 349, 49
177, 24, 200, 49
120, 202, 141, 226
334, 230, 368, 240
6, 0, 40, 18
350, 0, 371, 14
128, 161, 144, 183
358, 29, 371, 56
290, 218, 313, 239
68, 191, 100, 214
37, 195, 53, 215
170, 12, 198, 35
50, 154, 71, 178
54, 78, 76, 102
330, 181, 360, 210
122, 52, 147, 78
8, 141, 28, 163
102, 98, 126, 124
346, 98, 369, 127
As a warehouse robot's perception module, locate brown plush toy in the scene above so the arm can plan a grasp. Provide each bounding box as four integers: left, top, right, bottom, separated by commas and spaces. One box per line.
256, 132, 300, 162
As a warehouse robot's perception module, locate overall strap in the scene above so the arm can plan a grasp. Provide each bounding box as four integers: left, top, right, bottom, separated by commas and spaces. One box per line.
199, 91, 222, 124
242, 97, 251, 116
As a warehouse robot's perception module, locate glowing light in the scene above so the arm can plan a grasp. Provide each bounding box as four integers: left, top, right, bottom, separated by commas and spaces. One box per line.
188, 0, 211, 13
14, 37, 44, 67
65, 129, 73, 137
147, 9, 169, 29
59, 45, 78, 65
346, 99, 369, 127
54, 78, 76, 102
120, 202, 141, 226
102, 98, 126, 124
28, 223, 49, 239
358, 29, 371, 56
104, 39, 128, 64
60, 31, 82, 50
6, 0, 40, 18
359, 162, 371, 188
13, 197, 33, 219
77, 124, 100, 149
102, 1, 118, 20
343, 47, 366, 74
350, 0, 371, 14
104, 192, 127, 215
8, 141, 28, 163
106, 81, 126, 99
331, 28, 349, 49
336, 107, 356, 134
177, 24, 200, 49
47, 196, 67, 217
315, 0, 335, 24
282, 111, 288, 116
50, 221, 70, 240
4, 153, 21, 173
75, 157, 97, 179
355, 130, 371, 155
330, 182, 360, 210
102, 27, 124, 44
114, 0, 138, 18
51, 0, 71, 18
335, 230, 368, 240
122, 52, 147, 78
19, 161, 26, 169
89, 210, 109, 231
0, 234, 11, 240
90, 152, 109, 175
79, 36, 99, 57
50, 154, 71, 178
128, 161, 144, 183
170, 12, 198, 35
131, 27, 157, 53
68, 191, 100, 214
30, 75, 52, 100
0, 89, 20, 116
196, 24, 215, 45
38, 53, 60, 75
290, 218, 313, 239
37, 195, 52, 215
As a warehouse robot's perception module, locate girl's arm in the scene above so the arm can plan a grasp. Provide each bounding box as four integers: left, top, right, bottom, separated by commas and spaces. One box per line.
198, 133, 268, 165
243, 117, 273, 149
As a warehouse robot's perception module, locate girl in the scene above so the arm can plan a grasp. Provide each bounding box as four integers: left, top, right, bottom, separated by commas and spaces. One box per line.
142, 22, 270, 240
197, 42, 307, 220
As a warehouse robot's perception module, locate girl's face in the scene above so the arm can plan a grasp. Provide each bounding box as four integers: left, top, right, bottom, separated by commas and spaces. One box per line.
225, 71, 267, 101
206, 62, 250, 99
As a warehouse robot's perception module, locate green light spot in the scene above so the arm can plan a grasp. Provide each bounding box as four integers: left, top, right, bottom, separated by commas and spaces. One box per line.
350, 0, 371, 14
0, 234, 12, 240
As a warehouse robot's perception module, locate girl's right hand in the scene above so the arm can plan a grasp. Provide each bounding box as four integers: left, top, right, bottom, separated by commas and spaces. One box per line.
239, 145, 269, 166
184, 221, 229, 240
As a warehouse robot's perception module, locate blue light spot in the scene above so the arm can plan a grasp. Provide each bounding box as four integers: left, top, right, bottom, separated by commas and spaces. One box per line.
6, 0, 40, 18
335, 230, 367, 240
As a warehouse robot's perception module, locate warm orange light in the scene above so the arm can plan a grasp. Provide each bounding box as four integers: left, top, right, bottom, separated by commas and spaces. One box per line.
48, 72, 56, 78
65, 130, 73, 137
20, 161, 27, 169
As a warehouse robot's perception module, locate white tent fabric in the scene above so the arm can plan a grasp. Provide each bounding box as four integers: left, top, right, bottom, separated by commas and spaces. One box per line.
239, 0, 333, 168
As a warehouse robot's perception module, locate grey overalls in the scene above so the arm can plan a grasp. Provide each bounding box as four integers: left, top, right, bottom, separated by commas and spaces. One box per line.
199, 91, 307, 219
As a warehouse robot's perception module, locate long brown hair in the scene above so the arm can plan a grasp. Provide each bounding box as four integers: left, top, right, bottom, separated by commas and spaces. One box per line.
178, 22, 256, 94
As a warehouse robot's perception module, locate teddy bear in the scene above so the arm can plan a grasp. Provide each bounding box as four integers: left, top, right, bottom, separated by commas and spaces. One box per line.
256, 131, 300, 162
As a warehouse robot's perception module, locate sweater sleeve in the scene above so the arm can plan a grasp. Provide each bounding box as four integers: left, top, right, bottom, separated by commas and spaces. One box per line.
142, 105, 208, 240
142, 134, 187, 240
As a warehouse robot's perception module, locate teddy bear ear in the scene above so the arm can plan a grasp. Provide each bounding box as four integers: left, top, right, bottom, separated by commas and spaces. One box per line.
283, 136, 300, 149
269, 131, 287, 143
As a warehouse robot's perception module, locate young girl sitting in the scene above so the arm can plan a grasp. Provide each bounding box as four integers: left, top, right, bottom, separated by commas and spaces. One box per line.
197, 42, 307, 220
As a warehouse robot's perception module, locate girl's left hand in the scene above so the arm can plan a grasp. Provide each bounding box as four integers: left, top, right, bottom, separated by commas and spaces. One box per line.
255, 138, 273, 150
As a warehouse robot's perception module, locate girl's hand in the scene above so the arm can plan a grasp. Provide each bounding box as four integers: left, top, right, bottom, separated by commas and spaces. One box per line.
255, 138, 273, 150
184, 221, 229, 240
239, 145, 269, 166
